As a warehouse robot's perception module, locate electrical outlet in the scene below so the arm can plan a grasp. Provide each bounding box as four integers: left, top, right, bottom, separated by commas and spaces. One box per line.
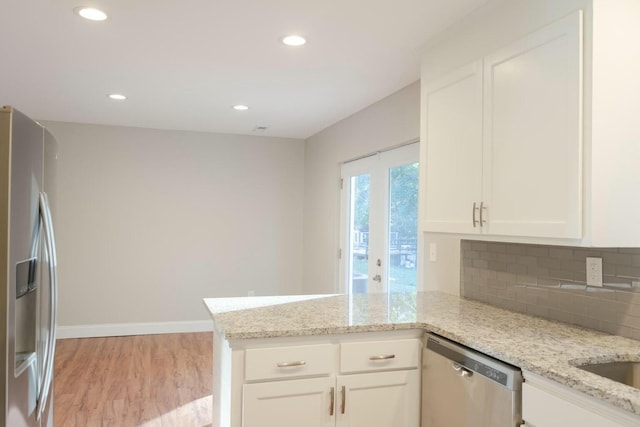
586, 257, 603, 287
247, 290, 255, 297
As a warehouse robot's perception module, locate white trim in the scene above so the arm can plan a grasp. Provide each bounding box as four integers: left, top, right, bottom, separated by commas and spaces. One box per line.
340, 138, 420, 165
56, 320, 213, 339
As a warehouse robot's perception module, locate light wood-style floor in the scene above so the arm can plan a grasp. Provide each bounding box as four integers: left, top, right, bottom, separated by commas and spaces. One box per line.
54, 332, 213, 427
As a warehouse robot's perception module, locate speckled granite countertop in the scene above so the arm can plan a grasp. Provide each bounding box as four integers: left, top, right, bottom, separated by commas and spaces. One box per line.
203, 291, 640, 417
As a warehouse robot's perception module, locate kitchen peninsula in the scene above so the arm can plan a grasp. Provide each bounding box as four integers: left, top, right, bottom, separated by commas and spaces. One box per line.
204, 292, 640, 427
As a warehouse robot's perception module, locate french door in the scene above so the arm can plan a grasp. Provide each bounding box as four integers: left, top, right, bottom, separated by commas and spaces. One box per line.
339, 143, 419, 294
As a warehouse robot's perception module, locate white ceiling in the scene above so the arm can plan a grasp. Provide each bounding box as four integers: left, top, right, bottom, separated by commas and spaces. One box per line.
1, 0, 489, 139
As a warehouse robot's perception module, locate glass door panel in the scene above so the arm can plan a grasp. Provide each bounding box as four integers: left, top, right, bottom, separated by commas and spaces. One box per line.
349, 173, 370, 294
387, 163, 419, 293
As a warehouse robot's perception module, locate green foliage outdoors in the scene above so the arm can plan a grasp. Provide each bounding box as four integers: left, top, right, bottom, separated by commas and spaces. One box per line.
353, 163, 418, 240
389, 163, 419, 242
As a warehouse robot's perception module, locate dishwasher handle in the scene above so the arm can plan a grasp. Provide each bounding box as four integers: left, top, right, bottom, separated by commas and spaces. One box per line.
452, 362, 474, 378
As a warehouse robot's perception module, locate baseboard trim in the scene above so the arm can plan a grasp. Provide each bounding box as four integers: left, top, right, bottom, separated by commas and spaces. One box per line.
56, 320, 213, 339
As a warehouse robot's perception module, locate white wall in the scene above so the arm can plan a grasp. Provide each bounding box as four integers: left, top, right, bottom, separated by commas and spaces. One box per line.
42, 121, 304, 336
302, 82, 423, 294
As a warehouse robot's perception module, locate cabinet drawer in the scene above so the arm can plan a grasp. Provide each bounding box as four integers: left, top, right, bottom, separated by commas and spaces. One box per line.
245, 344, 336, 382
340, 339, 420, 373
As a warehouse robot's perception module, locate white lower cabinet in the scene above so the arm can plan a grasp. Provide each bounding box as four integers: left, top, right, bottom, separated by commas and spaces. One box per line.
243, 370, 419, 427
240, 336, 421, 427
243, 377, 335, 427
522, 372, 640, 427
336, 370, 419, 427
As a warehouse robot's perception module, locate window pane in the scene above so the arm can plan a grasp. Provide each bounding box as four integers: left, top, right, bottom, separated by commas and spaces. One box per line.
349, 174, 370, 294
387, 163, 418, 293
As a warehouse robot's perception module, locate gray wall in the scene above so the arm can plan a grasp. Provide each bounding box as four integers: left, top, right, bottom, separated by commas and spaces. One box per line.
302, 82, 421, 294
461, 240, 640, 340
43, 121, 304, 336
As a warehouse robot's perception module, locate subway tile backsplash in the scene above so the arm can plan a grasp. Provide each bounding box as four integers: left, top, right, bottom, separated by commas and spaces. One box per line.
460, 240, 640, 340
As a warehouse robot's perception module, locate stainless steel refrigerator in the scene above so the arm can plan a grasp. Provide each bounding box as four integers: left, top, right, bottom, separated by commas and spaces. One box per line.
1, 106, 58, 427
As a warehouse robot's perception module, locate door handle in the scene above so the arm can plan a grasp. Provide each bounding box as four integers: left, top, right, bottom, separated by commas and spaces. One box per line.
36, 192, 58, 421
329, 387, 335, 416
340, 385, 346, 414
472, 202, 479, 227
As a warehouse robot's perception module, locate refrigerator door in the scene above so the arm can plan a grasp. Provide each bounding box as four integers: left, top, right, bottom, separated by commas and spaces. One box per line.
6, 107, 43, 427
2, 107, 57, 427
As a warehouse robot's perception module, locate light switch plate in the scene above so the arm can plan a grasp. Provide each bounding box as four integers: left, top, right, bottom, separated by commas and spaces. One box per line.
586, 257, 603, 287
429, 243, 437, 262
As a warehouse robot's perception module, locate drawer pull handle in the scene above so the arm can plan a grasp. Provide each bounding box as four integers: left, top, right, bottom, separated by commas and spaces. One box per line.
369, 354, 395, 361
340, 385, 346, 414
276, 360, 306, 368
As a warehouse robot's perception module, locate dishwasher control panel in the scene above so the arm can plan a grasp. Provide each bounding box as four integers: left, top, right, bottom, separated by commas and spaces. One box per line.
426, 333, 522, 389
465, 358, 508, 385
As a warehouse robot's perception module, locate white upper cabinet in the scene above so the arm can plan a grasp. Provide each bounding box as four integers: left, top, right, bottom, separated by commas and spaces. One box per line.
423, 62, 483, 234
588, 0, 640, 247
423, 11, 582, 239
482, 11, 583, 238
420, 0, 640, 247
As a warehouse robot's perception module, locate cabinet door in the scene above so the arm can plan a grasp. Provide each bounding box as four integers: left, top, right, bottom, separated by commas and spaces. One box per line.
242, 377, 335, 427
422, 61, 483, 234
336, 370, 420, 427
483, 11, 583, 238
522, 382, 628, 427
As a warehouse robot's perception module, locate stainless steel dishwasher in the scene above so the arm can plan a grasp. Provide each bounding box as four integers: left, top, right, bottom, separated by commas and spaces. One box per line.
422, 333, 523, 427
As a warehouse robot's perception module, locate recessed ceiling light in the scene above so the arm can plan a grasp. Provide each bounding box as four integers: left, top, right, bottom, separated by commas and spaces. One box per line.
108, 93, 127, 101
281, 35, 307, 47
74, 6, 108, 21
233, 105, 249, 111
